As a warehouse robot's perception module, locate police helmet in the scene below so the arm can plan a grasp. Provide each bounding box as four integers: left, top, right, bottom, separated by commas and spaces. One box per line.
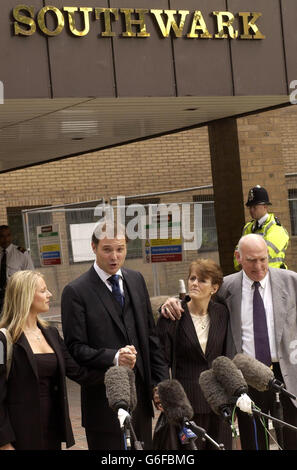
245, 185, 272, 207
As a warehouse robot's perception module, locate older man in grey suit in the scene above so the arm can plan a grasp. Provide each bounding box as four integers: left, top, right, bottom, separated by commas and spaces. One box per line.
161, 234, 297, 450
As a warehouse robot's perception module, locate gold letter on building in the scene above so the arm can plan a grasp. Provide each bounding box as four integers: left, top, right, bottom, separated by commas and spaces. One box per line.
63, 7, 93, 36
151, 9, 189, 38
239, 12, 265, 39
120, 9, 150, 37
95, 8, 119, 37
213, 11, 238, 39
37, 6, 64, 36
13, 5, 36, 36
187, 10, 212, 38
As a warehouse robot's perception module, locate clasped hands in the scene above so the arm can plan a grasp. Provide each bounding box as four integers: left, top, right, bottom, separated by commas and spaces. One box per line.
118, 344, 137, 369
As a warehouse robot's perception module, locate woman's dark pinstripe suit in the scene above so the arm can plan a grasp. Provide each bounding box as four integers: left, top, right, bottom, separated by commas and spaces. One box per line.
156, 299, 232, 450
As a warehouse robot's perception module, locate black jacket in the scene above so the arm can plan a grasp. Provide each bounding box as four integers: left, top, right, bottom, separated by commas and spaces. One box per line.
61, 266, 169, 431
156, 300, 229, 414
0, 325, 104, 449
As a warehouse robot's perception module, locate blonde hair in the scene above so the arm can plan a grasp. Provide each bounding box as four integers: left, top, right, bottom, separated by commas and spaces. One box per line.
0, 270, 48, 342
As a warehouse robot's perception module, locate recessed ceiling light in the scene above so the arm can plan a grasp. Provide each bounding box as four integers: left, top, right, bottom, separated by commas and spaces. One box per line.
185, 108, 198, 111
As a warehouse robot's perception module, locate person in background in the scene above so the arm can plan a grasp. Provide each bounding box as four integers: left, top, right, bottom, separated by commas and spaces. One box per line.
156, 258, 232, 450
0, 270, 104, 450
0, 225, 34, 313
233, 185, 289, 270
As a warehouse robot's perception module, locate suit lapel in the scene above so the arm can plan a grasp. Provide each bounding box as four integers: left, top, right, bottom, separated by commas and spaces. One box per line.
180, 305, 205, 358
15, 332, 39, 379
40, 325, 65, 374
223, 272, 243, 354
88, 267, 127, 337
269, 268, 289, 346
121, 269, 141, 323
204, 304, 218, 358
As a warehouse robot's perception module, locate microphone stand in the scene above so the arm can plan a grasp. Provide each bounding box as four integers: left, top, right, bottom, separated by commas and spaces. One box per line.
184, 420, 225, 450
272, 392, 284, 449
251, 407, 297, 434
122, 423, 132, 450
124, 416, 144, 450
271, 379, 296, 400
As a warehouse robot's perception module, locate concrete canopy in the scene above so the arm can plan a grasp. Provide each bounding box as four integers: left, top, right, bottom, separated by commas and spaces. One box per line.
1, 0, 296, 172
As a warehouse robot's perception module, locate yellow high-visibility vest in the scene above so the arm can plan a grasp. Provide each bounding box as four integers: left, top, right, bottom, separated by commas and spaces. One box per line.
234, 213, 289, 271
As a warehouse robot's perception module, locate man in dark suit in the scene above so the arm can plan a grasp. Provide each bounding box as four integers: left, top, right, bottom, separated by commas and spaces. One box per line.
61, 221, 169, 450
161, 234, 297, 450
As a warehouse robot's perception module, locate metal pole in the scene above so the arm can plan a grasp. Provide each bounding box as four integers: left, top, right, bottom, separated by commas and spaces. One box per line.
21, 210, 31, 253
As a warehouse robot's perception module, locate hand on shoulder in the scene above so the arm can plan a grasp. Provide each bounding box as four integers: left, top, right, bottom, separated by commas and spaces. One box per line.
160, 297, 184, 321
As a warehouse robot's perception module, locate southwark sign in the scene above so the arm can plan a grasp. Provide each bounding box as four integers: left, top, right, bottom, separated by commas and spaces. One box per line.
12, 6, 265, 40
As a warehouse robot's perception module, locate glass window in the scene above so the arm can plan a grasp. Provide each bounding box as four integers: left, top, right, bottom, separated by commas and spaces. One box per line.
124, 198, 160, 259
193, 195, 218, 252
7, 206, 52, 268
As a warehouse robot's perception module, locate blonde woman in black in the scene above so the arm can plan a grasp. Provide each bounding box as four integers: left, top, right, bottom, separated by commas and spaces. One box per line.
0, 270, 104, 450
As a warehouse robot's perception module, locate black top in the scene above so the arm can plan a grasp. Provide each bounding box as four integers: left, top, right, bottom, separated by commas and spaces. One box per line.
34, 353, 61, 449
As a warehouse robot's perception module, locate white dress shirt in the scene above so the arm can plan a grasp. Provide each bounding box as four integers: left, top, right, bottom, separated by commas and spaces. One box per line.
93, 262, 124, 295
0, 244, 34, 280
241, 271, 278, 362
93, 262, 124, 365
257, 213, 269, 227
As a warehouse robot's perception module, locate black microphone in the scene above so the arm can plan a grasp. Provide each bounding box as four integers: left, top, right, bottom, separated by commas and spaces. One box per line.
157, 379, 197, 450
199, 369, 233, 424
233, 353, 297, 400
212, 356, 248, 399
157, 379, 194, 426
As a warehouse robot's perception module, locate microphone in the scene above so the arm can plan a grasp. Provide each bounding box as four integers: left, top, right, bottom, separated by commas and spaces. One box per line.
212, 356, 248, 399
199, 369, 233, 424
126, 368, 137, 412
157, 379, 197, 449
157, 379, 194, 426
105, 366, 143, 450
233, 353, 297, 400
158, 379, 225, 450
212, 356, 297, 437
104, 365, 132, 416
212, 356, 255, 415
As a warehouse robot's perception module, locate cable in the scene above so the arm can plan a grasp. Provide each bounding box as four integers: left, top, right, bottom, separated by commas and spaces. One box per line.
252, 417, 259, 450
253, 404, 269, 450
231, 404, 239, 439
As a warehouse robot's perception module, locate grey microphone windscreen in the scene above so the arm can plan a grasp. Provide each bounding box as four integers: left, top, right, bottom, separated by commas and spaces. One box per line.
104, 366, 131, 411
158, 379, 194, 425
199, 369, 231, 415
126, 368, 137, 411
212, 356, 248, 398
233, 353, 274, 392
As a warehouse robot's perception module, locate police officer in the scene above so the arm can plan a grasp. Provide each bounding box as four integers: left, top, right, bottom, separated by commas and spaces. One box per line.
234, 186, 289, 270
0, 225, 34, 312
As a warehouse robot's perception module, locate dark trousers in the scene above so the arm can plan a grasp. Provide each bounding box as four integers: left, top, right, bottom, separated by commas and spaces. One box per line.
86, 375, 152, 451
237, 363, 297, 450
